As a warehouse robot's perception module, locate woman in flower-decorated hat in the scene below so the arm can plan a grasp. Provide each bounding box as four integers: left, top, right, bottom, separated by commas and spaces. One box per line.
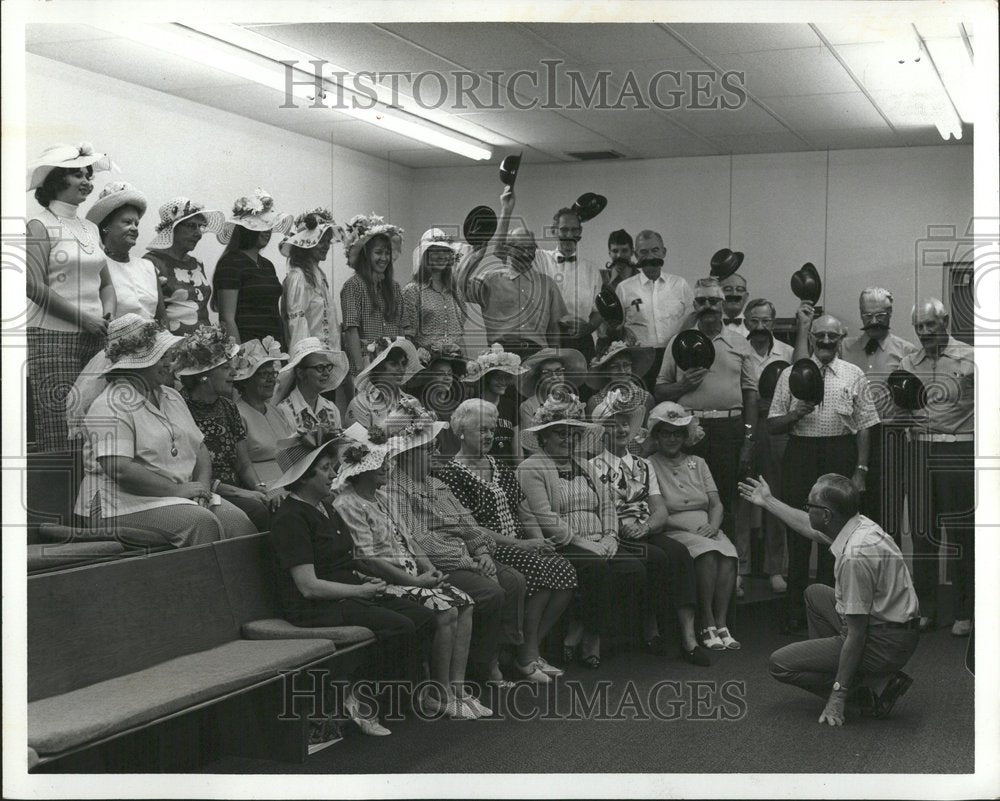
339, 213, 405, 376
517, 347, 588, 439
74, 313, 256, 546
279, 208, 344, 352
233, 337, 296, 486
275, 337, 351, 433
401, 228, 467, 351
26, 141, 119, 450
585, 339, 656, 421
212, 188, 293, 346
517, 390, 645, 670
174, 324, 274, 530
143, 197, 226, 336
460, 343, 528, 462
406, 340, 467, 457
346, 336, 422, 429
333, 422, 480, 720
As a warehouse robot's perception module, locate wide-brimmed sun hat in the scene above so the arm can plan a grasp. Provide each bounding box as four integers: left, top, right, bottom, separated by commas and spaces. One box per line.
647, 401, 704, 447
591, 384, 646, 440
461, 343, 527, 384
331, 423, 392, 489
85, 181, 147, 226
382, 397, 449, 457
412, 228, 463, 272
277, 337, 350, 396
269, 426, 349, 491
356, 336, 422, 387
232, 336, 288, 382
102, 314, 183, 374
520, 348, 588, 397
147, 197, 226, 250
410, 341, 467, 383
172, 325, 240, 377
278, 207, 344, 257
520, 391, 602, 454
27, 141, 118, 191
218, 188, 294, 244
586, 341, 655, 390
342, 212, 404, 268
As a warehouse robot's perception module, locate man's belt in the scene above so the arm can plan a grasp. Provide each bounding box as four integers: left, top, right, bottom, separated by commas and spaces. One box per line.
689, 409, 742, 419
913, 432, 974, 443
870, 618, 922, 630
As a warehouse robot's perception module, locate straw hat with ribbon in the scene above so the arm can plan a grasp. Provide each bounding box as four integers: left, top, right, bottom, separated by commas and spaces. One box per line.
232, 336, 288, 382
520, 347, 588, 397
218, 188, 294, 244
342, 212, 404, 268
276, 336, 350, 397
27, 141, 118, 191
278, 207, 345, 257
647, 401, 705, 447
586, 340, 656, 390
382, 396, 449, 457
356, 336, 422, 387
269, 425, 350, 491
461, 343, 527, 384
85, 181, 147, 227
147, 198, 226, 250
520, 390, 602, 454
102, 314, 183, 374
172, 324, 239, 377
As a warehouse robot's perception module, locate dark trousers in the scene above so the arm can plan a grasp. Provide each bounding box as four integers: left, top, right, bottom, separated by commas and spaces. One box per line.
906, 440, 975, 622
769, 584, 919, 697
447, 565, 526, 666
687, 416, 744, 541
623, 535, 698, 639
862, 423, 908, 545
640, 348, 666, 395
782, 434, 857, 623
226, 492, 271, 532
560, 543, 645, 644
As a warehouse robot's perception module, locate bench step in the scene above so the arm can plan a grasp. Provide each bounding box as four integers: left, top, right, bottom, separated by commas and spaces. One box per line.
241, 619, 376, 646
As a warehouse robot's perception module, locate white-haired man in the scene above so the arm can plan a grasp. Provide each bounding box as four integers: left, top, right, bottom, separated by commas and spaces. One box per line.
739, 472, 919, 726
841, 288, 917, 545
899, 298, 974, 636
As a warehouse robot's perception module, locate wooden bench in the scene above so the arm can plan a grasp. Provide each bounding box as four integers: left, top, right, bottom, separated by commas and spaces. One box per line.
29, 533, 377, 772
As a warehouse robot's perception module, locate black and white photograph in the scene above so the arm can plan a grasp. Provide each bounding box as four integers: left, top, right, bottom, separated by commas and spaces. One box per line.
2, 0, 998, 797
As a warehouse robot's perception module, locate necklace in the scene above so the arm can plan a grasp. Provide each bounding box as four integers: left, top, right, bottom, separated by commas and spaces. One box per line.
47, 206, 96, 254
148, 401, 180, 457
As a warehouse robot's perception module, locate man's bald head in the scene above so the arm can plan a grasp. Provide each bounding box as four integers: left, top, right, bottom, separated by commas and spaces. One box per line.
809, 314, 845, 363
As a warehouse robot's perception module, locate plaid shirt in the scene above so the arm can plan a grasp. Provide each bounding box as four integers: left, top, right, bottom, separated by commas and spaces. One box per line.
384, 467, 495, 572
340, 274, 403, 372
769, 355, 880, 436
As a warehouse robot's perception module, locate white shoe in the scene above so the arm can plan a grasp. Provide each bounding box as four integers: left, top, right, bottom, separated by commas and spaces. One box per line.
535, 657, 565, 677
444, 697, 479, 720
352, 716, 392, 736
461, 692, 494, 718
951, 619, 972, 637
770, 575, 787, 594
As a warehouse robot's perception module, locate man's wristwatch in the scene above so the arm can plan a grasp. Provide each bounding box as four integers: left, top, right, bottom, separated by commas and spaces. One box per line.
832, 681, 849, 693
856, 465, 869, 472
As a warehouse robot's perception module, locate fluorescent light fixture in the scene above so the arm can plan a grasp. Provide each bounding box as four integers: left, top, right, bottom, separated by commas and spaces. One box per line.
920, 28, 975, 124
90, 22, 494, 161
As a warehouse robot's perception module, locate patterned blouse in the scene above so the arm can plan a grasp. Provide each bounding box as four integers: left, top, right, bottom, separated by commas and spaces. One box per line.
590, 449, 660, 526
276, 387, 342, 433
334, 485, 419, 576
283, 266, 338, 350
401, 281, 465, 349
181, 390, 247, 485
144, 250, 212, 335
436, 456, 526, 540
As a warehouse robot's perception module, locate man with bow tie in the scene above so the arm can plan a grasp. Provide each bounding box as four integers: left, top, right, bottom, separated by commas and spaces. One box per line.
840, 287, 916, 544
534, 207, 603, 363
721, 274, 750, 337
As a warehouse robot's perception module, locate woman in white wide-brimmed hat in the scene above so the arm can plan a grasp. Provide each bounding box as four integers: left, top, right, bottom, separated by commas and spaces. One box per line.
25, 142, 119, 451
516, 390, 645, 670
401, 228, 467, 351
86, 181, 163, 322
74, 313, 257, 546
232, 337, 295, 485
346, 336, 422, 429
212, 188, 293, 346
174, 324, 273, 531
274, 336, 351, 434
339, 213, 405, 376
460, 343, 528, 461
645, 401, 740, 651
143, 197, 225, 336
279, 207, 344, 352
332, 422, 480, 720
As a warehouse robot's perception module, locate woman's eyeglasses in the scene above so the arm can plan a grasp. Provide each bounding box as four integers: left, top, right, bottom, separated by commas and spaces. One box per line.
540, 368, 566, 378
304, 363, 336, 373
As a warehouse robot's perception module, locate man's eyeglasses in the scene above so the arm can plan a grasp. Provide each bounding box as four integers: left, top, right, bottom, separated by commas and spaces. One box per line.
861, 312, 891, 322
694, 297, 723, 306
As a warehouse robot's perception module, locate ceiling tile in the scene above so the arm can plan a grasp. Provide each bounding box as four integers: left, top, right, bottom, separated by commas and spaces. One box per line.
708, 131, 814, 154
524, 23, 692, 63
801, 127, 906, 149
665, 101, 792, 136
667, 23, 821, 55
455, 109, 597, 144
738, 48, 860, 97
172, 83, 360, 131
762, 92, 888, 130
379, 23, 558, 70
26, 23, 117, 46
565, 107, 716, 151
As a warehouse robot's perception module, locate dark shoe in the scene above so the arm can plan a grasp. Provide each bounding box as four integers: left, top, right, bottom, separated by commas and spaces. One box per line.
581, 654, 601, 670
644, 635, 669, 655
918, 615, 935, 633
681, 645, 711, 667
849, 685, 879, 717
561, 644, 577, 665
873, 671, 914, 719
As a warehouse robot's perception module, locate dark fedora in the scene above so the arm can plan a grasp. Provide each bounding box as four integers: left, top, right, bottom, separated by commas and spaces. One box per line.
671, 329, 716, 372
499, 152, 523, 187
462, 205, 497, 248
789, 358, 824, 405
887, 369, 926, 411
595, 284, 624, 326
710, 248, 744, 281
790, 262, 822, 304
758, 360, 790, 402
571, 192, 608, 223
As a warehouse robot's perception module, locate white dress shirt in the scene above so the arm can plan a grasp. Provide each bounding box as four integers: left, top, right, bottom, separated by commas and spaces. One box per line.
615, 271, 694, 348
534, 249, 602, 323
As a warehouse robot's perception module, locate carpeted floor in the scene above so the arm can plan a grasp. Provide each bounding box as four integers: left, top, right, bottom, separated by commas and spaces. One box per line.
202, 595, 974, 775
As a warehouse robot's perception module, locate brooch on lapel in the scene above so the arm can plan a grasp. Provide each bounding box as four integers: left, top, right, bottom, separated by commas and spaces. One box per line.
686, 458, 697, 470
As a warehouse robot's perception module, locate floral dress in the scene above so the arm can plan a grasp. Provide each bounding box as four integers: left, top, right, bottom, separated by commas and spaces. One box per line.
333, 485, 473, 611
145, 250, 212, 335
181, 391, 246, 485
590, 450, 658, 526
437, 457, 577, 594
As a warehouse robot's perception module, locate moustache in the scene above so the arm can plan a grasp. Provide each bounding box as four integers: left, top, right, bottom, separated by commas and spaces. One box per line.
747, 328, 772, 340
637, 257, 664, 270
862, 323, 889, 333
724, 295, 744, 304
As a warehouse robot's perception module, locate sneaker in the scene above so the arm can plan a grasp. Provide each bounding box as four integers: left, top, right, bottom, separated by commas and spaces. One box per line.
951, 619, 972, 637
769, 574, 788, 594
